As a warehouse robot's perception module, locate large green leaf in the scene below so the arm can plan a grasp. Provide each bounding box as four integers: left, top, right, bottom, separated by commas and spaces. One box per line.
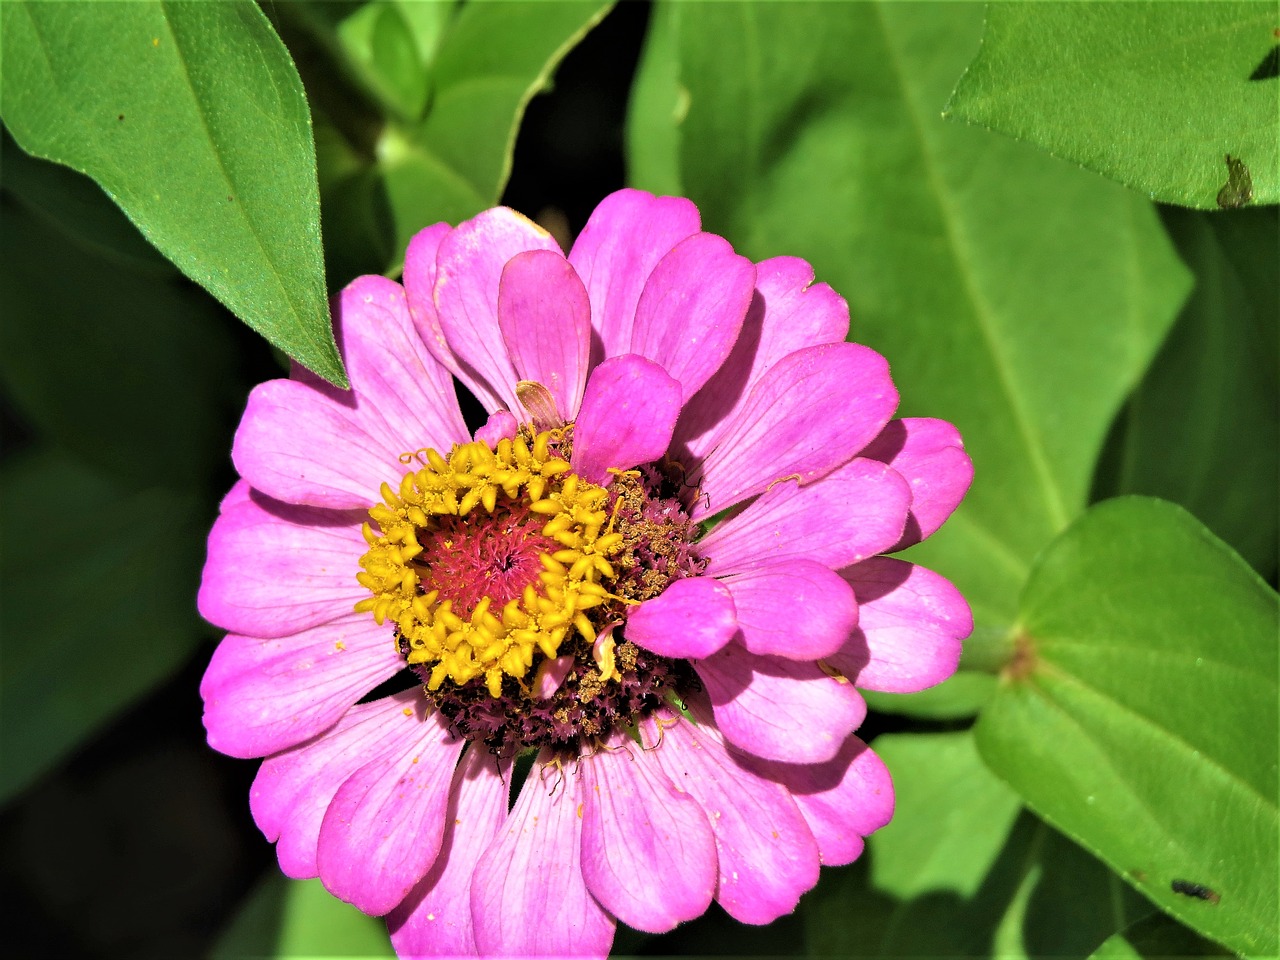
0, 147, 243, 489
1089, 912, 1232, 960
0, 0, 345, 385
0, 450, 209, 804
212, 874, 394, 959
624, 0, 684, 196
976, 497, 1279, 957
1097, 207, 1279, 581
805, 732, 1148, 957
642, 1, 1191, 652
946, 3, 1280, 209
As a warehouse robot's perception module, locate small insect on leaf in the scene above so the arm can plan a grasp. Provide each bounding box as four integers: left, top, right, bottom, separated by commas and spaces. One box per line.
1216, 154, 1253, 209
1171, 878, 1221, 904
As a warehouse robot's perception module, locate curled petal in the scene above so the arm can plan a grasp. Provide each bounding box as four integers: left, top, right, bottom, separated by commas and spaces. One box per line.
571, 355, 682, 485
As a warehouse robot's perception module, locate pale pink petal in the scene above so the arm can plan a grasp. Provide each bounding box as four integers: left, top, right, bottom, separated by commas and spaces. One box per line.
235, 276, 468, 508
829, 557, 970, 693
625, 577, 737, 660
694, 645, 866, 764
388, 748, 512, 958
645, 708, 820, 925
403, 222, 494, 402
471, 750, 615, 957
699, 458, 913, 576
690, 343, 899, 520
630, 233, 755, 401
676, 256, 850, 460
861, 418, 973, 548
496, 249, 592, 420
198, 492, 367, 639
200, 614, 401, 759
250, 690, 422, 879
720, 560, 856, 660
571, 355, 682, 485
745, 734, 893, 867
434, 208, 562, 413
317, 708, 465, 915
567, 188, 701, 361
579, 731, 717, 932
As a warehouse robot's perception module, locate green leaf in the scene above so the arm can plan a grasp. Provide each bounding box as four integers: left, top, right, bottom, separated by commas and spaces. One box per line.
1089, 912, 1233, 960
212, 873, 394, 959
335, 2, 431, 122
382, 0, 614, 262
1097, 206, 1279, 581
862, 671, 996, 721
652, 0, 1191, 646
945, 3, 1279, 209
805, 732, 1147, 958
0, 0, 345, 386
0, 449, 208, 804
976, 497, 1280, 957
0, 151, 243, 489
625, 0, 684, 195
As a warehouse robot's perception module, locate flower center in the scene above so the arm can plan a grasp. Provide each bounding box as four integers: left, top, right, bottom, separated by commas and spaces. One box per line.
355, 427, 705, 753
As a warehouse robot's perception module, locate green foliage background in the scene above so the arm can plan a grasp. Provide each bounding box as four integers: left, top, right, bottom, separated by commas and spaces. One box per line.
1, 2, 1275, 958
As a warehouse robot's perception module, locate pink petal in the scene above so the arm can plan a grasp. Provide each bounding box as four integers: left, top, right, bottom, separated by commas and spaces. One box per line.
388, 748, 512, 958
861, 418, 973, 548
198, 491, 367, 639
496, 249, 592, 420
317, 707, 465, 915
571, 355, 682, 485
677, 256, 851, 461
200, 614, 401, 759
829, 557, 970, 693
625, 577, 737, 660
579, 731, 717, 932
690, 343, 899, 521
471, 750, 615, 958
567, 188, 702, 362
720, 560, 857, 660
699, 457, 913, 576
473, 409, 518, 447
747, 734, 893, 867
645, 708, 820, 924
234, 276, 469, 509
694, 645, 867, 764
630, 233, 756, 401
403, 222, 493, 403
250, 690, 422, 879
433, 208, 562, 413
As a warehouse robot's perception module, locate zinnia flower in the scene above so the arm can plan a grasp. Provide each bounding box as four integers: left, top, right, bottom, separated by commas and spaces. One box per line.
199, 189, 973, 957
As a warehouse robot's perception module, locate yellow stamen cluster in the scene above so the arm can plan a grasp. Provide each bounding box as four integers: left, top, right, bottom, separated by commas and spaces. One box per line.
354, 431, 624, 698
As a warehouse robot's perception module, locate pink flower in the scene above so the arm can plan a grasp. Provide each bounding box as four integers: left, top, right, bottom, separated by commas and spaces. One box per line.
198, 189, 973, 957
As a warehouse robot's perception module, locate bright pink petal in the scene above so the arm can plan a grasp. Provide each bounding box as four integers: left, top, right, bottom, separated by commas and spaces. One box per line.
699, 458, 913, 576
746, 735, 894, 867
677, 256, 850, 460
571, 355, 682, 485
861, 418, 973, 548
567, 188, 701, 361
829, 557, 970, 693
473, 409, 518, 447
690, 343, 899, 521
625, 577, 737, 660
720, 560, 857, 660
645, 708, 820, 924
496, 249, 592, 420
579, 731, 717, 932
388, 748, 512, 958
200, 614, 401, 759
250, 690, 421, 879
471, 750, 615, 958
198, 492, 366, 639
694, 645, 867, 764
317, 707, 465, 915
233, 276, 469, 509
434, 208, 562, 413
630, 233, 755, 401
